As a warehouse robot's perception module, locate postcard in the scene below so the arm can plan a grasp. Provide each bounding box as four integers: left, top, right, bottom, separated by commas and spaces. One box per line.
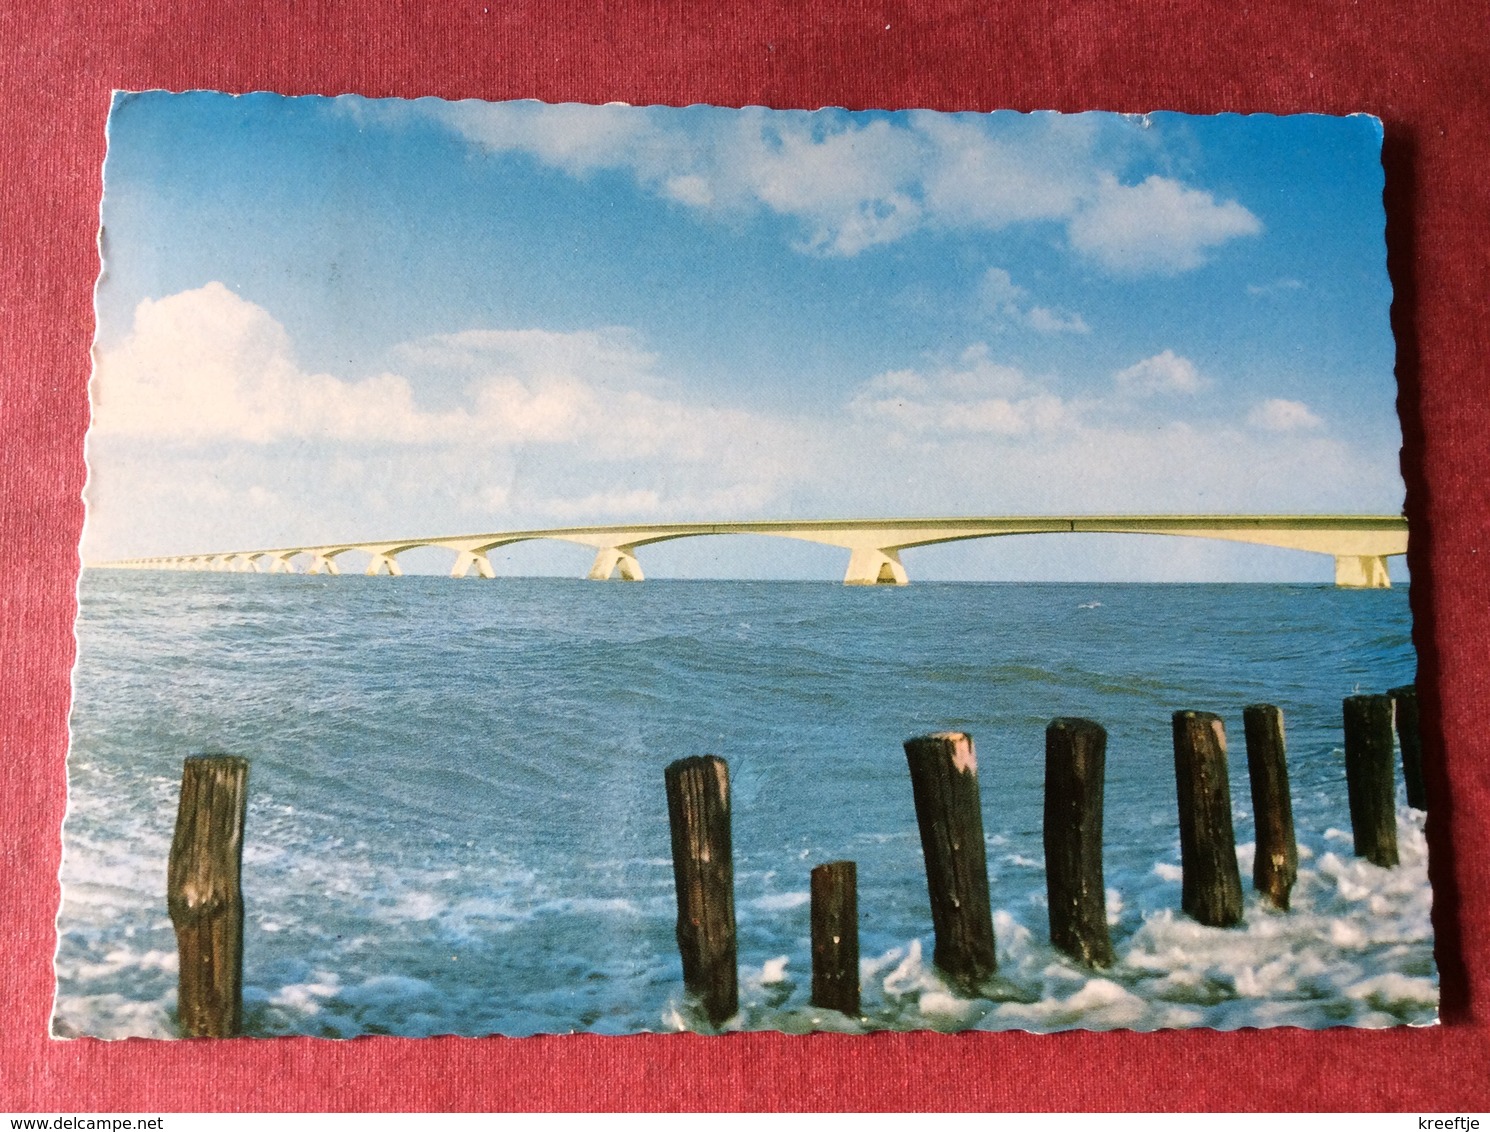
55, 93, 1434, 1038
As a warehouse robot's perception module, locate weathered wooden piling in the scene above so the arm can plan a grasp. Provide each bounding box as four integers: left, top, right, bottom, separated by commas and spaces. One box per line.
1043, 718, 1114, 967
1242, 704, 1298, 910
1343, 694, 1400, 867
167, 755, 249, 1038
1171, 712, 1244, 927
810, 860, 860, 1016
664, 755, 738, 1025
903, 731, 997, 992
1389, 684, 1427, 811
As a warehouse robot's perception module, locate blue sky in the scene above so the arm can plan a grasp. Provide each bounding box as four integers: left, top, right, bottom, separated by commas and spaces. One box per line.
85, 93, 1404, 581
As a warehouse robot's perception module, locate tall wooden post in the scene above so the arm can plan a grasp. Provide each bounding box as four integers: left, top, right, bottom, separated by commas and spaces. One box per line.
1043, 718, 1114, 967
1242, 704, 1298, 910
1171, 712, 1244, 928
168, 755, 249, 1038
664, 755, 738, 1025
1343, 694, 1400, 867
1389, 684, 1427, 811
903, 732, 997, 992
810, 860, 860, 1016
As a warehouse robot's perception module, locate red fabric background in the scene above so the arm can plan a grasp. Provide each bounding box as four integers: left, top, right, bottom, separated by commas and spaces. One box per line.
2, 1, 1486, 1112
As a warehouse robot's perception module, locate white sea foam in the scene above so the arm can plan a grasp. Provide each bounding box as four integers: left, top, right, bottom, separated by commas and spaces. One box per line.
55, 807, 1436, 1037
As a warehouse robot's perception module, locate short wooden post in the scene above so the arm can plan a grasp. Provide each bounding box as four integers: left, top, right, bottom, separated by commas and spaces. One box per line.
1389, 684, 1426, 811
903, 732, 997, 992
1343, 694, 1400, 867
167, 755, 249, 1038
810, 860, 859, 1016
1171, 712, 1244, 927
664, 755, 738, 1025
1043, 718, 1114, 967
1242, 704, 1298, 910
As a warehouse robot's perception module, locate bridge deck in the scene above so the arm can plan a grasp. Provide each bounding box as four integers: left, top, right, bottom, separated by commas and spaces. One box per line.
98, 513, 1409, 588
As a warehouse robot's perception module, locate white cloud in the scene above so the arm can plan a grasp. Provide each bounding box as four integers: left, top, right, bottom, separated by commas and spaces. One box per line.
1248, 398, 1323, 431
849, 343, 1073, 437
1114, 350, 1206, 396
1026, 305, 1090, 335
1247, 278, 1305, 296
1068, 174, 1262, 274
422, 103, 1260, 273
910, 110, 1094, 229
92, 283, 453, 444
434, 100, 668, 177
978, 268, 1090, 335
393, 326, 660, 383
980, 266, 1025, 308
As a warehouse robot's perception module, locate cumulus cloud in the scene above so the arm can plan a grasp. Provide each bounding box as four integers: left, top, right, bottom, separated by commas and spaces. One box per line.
849, 343, 1072, 437
1067, 174, 1262, 274
1248, 398, 1323, 431
420, 102, 1260, 272
92, 283, 452, 444
1114, 350, 1206, 396
979, 268, 1090, 334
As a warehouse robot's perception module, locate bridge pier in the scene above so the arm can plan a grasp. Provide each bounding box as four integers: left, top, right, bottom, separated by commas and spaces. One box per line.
843, 547, 908, 586
365, 552, 403, 577
588, 546, 645, 581
1334, 554, 1391, 589
451, 550, 497, 579
306, 553, 341, 576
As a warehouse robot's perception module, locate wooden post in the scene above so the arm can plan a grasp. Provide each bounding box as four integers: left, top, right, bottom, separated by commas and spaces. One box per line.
1043, 718, 1114, 967
167, 755, 249, 1038
1389, 684, 1427, 811
1242, 704, 1298, 910
1343, 694, 1400, 867
903, 732, 997, 992
810, 860, 859, 1016
1171, 712, 1244, 927
664, 755, 737, 1025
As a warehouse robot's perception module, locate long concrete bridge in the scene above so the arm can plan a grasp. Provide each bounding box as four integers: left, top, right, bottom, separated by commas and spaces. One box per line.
99, 514, 1409, 587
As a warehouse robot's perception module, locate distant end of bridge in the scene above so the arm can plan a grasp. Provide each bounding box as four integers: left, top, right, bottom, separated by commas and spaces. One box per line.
96, 513, 1409, 588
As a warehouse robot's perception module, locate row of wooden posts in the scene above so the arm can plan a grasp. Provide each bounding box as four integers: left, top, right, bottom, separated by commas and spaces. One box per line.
662, 685, 1424, 1025
164, 686, 1423, 1036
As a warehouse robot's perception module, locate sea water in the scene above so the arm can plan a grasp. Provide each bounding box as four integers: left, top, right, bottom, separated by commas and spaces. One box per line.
54, 573, 1437, 1037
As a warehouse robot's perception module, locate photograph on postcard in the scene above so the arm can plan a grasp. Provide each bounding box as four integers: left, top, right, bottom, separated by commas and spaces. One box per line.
56, 93, 1434, 1038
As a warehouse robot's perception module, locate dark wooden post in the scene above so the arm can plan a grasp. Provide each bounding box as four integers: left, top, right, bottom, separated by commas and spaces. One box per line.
664, 755, 737, 1025
1389, 684, 1427, 811
167, 755, 249, 1038
810, 860, 859, 1016
1171, 712, 1244, 928
1043, 718, 1114, 967
903, 732, 997, 992
1242, 704, 1298, 910
1343, 694, 1400, 867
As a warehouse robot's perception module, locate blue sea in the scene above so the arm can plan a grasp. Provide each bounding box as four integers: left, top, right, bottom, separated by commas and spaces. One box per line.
55, 572, 1437, 1037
